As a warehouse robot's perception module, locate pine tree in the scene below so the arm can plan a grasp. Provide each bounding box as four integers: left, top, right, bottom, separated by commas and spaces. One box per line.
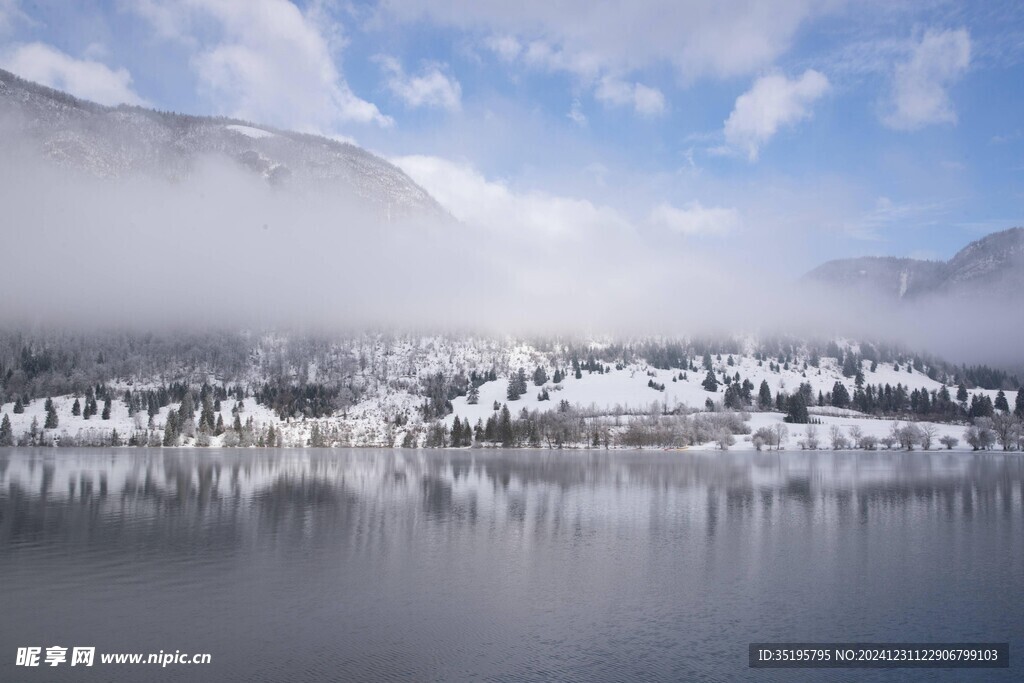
102, 397, 112, 420
0, 414, 13, 446
831, 382, 851, 409
994, 390, 1009, 412
552, 368, 564, 384
1015, 388, 1024, 419
532, 366, 548, 386
44, 400, 58, 429
701, 370, 719, 392
451, 417, 464, 446
163, 410, 179, 446
757, 380, 772, 409
784, 392, 809, 424
13, 397, 24, 414
467, 385, 479, 405
507, 377, 521, 401
499, 405, 514, 446
956, 383, 968, 406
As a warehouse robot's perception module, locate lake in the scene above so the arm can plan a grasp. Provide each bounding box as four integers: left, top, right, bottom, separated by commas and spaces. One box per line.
1, 448, 1022, 681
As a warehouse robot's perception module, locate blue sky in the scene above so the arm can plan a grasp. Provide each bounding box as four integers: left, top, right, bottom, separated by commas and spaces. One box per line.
1, 0, 1022, 270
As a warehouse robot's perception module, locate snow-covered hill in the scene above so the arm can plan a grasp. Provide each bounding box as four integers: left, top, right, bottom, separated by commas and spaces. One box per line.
1, 335, 1018, 452
805, 227, 1024, 301
0, 68, 447, 220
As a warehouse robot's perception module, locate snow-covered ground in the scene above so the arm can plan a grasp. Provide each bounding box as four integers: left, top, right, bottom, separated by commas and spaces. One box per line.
0, 340, 1018, 451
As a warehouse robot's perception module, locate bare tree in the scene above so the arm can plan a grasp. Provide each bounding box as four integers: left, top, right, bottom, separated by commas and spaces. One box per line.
991, 413, 1019, 451
919, 423, 937, 450
848, 425, 863, 448
772, 423, 788, 451
939, 435, 958, 450
828, 425, 848, 450
804, 424, 819, 450
964, 417, 996, 451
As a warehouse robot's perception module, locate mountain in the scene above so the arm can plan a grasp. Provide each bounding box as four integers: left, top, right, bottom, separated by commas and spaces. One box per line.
805, 227, 1024, 300
0, 68, 447, 220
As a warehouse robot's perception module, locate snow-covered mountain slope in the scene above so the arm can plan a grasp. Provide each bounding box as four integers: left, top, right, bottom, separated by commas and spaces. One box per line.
0, 68, 447, 220
804, 227, 1024, 300
2, 335, 1017, 451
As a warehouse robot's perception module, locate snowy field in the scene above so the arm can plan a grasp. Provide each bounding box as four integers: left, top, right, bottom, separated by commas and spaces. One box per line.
1, 344, 1017, 452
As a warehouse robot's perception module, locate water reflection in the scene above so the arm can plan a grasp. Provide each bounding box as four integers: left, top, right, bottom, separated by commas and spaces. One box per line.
0, 448, 1021, 682
2, 449, 1020, 550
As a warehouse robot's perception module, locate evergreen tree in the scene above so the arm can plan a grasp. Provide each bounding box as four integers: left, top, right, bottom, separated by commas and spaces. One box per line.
994, 390, 1009, 412
215, 414, 225, 436
102, 397, 112, 420
784, 392, 809, 424
956, 383, 968, 406
0, 414, 13, 446
44, 400, 58, 429
13, 397, 24, 414
1015, 388, 1024, 419
701, 370, 719, 392
552, 368, 564, 384
451, 417, 463, 447
467, 385, 479, 405
842, 353, 858, 377
831, 382, 851, 409
532, 366, 548, 386
200, 397, 215, 432
499, 405, 514, 446
507, 377, 522, 401
163, 410, 179, 446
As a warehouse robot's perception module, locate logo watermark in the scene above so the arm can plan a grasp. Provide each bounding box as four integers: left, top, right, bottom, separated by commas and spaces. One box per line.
16, 646, 210, 668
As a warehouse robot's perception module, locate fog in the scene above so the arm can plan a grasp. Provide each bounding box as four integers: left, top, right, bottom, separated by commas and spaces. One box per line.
0, 143, 1020, 368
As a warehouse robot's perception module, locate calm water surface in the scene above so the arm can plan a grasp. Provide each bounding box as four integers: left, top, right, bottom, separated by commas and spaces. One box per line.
1, 448, 1022, 682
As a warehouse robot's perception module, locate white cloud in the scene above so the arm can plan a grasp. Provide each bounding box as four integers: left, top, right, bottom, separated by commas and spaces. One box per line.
882, 28, 970, 131
1, 42, 147, 106
649, 201, 740, 236
392, 154, 632, 240
723, 69, 829, 161
130, 0, 390, 131
376, 56, 461, 111
567, 98, 587, 126
384, 0, 827, 81
595, 76, 666, 117
485, 34, 522, 62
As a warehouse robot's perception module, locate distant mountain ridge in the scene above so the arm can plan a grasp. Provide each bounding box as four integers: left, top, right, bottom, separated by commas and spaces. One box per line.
0, 68, 447, 220
805, 227, 1024, 300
